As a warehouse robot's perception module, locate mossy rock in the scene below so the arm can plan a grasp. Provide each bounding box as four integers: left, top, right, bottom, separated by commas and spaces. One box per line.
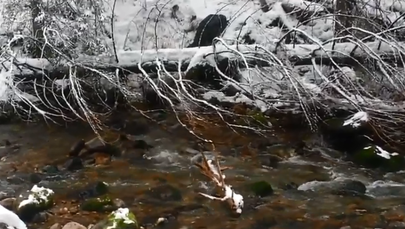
250, 181, 273, 197
95, 208, 138, 229
321, 118, 372, 153
352, 145, 405, 172
322, 117, 367, 135
81, 195, 114, 212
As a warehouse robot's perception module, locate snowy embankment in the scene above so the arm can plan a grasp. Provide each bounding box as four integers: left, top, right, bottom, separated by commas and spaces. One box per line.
0, 0, 405, 129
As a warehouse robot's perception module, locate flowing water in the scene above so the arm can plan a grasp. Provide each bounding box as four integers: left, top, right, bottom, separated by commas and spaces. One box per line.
1, 112, 405, 229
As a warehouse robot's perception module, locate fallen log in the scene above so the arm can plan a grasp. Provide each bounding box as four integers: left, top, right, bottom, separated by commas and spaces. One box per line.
5, 40, 405, 80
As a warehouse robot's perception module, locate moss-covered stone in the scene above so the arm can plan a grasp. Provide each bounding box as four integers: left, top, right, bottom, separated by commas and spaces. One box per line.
94, 208, 138, 229
81, 195, 113, 212
352, 145, 405, 172
250, 181, 273, 197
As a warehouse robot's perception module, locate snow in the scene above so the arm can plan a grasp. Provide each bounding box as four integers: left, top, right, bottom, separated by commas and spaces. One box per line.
108, 0, 330, 50
343, 111, 369, 128
0, 204, 26, 229
107, 208, 136, 229
18, 185, 54, 208
363, 145, 399, 159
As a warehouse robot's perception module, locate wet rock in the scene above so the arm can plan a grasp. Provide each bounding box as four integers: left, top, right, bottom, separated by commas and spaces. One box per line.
17, 185, 54, 221
77, 181, 109, 199
146, 184, 182, 202
281, 182, 298, 190
0, 192, 8, 201
6, 175, 25, 185
320, 116, 371, 153
352, 145, 405, 172
64, 157, 84, 171
93, 208, 137, 229
62, 222, 87, 229
250, 181, 274, 197
132, 140, 154, 150
50, 223, 62, 229
299, 179, 367, 197
42, 165, 59, 174
6, 173, 42, 185
32, 211, 49, 223
69, 139, 86, 157
257, 154, 282, 168
29, 173, 42, 184
81, 195, 115, 212
81, 137, 121, 158
332, 180, 367, 196
0, 197, 16, 210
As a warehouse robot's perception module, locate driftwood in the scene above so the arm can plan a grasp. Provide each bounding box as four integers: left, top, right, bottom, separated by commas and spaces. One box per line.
5, 41, 405, 80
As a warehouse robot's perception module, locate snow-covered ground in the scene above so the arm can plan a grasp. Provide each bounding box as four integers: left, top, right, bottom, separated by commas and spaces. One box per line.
107, 0, 405, 51
108, 0, 332, 50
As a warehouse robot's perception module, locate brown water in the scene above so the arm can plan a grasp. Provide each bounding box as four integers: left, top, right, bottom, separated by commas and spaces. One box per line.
1, 112, 405, 229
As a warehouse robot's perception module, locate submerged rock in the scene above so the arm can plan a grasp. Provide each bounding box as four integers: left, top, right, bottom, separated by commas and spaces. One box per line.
69, 139, 86, 157
17, 185, 54, 221
250, 181, 274, 197
42, 165, 59, 174
64, 157, 84, 171
81, 137, 121, 158
146, 184, 182, 202
298, 179, 367, 196
78, 181, 109, 199
0, 197, 16, 210
352, 145, 405, 172
332, 180, 367, 196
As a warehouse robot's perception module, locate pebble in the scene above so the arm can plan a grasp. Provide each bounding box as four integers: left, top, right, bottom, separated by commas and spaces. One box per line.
62, 222, 87, 229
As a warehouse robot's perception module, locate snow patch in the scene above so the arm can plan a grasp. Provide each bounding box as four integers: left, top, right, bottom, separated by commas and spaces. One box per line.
363, 145, 399, 159
18, 185, 54, 208
343, 111, 369, 128
107, 208, 136, 229
0, 205, 26, 229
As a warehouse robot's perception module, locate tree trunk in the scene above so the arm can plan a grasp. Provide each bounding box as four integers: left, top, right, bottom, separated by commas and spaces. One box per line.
334, 0, 356, 38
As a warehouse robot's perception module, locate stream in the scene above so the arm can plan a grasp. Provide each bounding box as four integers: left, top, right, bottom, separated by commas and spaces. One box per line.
1, 111, 405, 229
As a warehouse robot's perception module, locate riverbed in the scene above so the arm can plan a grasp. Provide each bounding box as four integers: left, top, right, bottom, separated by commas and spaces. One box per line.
1, 111, 405, 229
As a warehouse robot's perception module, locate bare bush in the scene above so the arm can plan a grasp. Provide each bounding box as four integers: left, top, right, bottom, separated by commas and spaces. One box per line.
0, 0, 405, 147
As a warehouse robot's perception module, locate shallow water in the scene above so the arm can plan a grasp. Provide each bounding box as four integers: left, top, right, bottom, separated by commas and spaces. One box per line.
1, 114, 405, 229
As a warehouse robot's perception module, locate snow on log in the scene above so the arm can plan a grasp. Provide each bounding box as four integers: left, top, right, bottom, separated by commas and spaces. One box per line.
5, 40, 405, 80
